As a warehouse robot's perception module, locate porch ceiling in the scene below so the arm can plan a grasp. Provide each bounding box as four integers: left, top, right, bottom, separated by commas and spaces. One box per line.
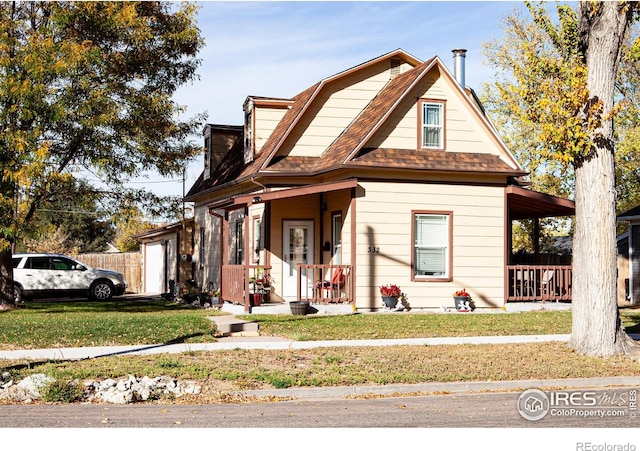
507, 185, 575, 220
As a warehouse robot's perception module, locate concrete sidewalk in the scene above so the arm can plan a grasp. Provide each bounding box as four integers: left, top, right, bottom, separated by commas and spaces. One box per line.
6, 333, 640, 361
0, 334, 577, 361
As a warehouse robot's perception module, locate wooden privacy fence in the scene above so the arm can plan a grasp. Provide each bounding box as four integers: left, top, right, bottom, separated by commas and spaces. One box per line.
74, 252, 142, 294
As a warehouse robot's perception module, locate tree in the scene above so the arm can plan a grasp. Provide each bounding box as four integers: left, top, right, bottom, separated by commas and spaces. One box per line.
17, 179, 115, 253
113, 208, 156, 252
483, 1, 640, 357
0, 2, 205, 309
571, 1, 639, 356
481, 5, 577, 256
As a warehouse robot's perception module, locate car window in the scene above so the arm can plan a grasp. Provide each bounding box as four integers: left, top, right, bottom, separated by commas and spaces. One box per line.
11, 257, 22, 268
27, 257, 50, 270
51, 257, 75, 271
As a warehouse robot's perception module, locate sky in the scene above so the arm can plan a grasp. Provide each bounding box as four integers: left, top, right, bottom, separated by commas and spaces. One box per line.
128, 0, 526, 205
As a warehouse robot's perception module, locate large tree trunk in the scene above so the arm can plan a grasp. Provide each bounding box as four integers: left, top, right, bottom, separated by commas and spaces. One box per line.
0, 248, 15, 310
570, 1, 639, 356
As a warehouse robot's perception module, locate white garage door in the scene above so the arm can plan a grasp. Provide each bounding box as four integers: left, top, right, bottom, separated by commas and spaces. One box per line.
144, 241, 164, 294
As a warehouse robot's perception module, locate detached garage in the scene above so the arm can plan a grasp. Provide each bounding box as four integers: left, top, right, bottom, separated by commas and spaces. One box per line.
134, 219, 195, 295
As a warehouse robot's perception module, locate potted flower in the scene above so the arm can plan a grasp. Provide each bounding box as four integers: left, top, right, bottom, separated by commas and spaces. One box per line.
453, 288, 474, 312
380, 284, 401, 309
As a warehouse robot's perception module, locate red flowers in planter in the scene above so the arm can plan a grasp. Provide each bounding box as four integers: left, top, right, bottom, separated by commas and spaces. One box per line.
380, 284, 401, 297
454, 288, 470, 298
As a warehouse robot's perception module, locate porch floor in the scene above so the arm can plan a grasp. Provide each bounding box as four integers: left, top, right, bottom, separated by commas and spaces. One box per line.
218, 300, 571, 315
220, 301, 355, 315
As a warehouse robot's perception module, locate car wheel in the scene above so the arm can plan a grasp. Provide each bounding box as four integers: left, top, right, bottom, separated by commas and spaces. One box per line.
90, 280, 114, 301
13, 285, 25, 305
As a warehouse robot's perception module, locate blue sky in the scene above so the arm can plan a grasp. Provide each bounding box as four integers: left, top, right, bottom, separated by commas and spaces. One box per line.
137, 1, 526, 204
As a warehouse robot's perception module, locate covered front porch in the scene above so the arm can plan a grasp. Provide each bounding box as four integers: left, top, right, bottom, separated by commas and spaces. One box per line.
505, 185, 575, 303
215, 179, 358, 312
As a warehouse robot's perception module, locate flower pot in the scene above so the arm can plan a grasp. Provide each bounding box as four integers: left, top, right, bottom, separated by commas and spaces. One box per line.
454, 296, 473, 312
290, 301, 309, 316
381, 296, 398, 309
252, 293, 262, 306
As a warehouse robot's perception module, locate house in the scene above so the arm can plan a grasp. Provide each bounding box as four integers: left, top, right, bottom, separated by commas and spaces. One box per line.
134, 219, 195, 295
184, 49, 575, 312
617, 206, 640, 305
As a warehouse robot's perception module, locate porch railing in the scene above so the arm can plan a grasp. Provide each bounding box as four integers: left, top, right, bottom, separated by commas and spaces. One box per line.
221, 265, 272, 311
506, 265, 572, 302
297, 264, 352, 304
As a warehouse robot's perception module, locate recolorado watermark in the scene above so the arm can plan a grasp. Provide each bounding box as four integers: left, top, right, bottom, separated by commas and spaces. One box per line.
517, 388, 637, 422
575, 444, 636, 451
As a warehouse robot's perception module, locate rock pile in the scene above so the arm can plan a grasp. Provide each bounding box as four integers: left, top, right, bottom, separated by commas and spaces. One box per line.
0, 372, 201, 404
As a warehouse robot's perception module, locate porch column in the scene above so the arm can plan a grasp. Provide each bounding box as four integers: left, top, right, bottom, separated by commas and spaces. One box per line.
244, 208, 251, 313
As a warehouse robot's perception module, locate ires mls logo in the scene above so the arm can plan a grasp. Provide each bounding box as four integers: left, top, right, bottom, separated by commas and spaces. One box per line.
517, 389, 550, 421
517, 388, 638, 421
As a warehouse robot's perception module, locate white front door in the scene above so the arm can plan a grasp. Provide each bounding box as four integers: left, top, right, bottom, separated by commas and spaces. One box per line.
283, 220, 314, 299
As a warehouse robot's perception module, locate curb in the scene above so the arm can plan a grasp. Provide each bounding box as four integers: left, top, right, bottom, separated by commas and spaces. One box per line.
235, 376, 640, 401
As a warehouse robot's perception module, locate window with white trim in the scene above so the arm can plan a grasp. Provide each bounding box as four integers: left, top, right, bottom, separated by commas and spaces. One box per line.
331, 212, 342, 265
253, 217, 261, 262
413, 213, 450, 278
421, 101, 444, 149
234, 221, 244, 264
199, 228, 205, 269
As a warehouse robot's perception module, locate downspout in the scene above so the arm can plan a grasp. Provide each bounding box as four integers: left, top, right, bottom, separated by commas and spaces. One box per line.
251, 177, 267, 192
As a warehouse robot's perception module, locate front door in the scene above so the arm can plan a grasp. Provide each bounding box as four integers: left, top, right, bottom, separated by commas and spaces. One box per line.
283, 220, 314, 299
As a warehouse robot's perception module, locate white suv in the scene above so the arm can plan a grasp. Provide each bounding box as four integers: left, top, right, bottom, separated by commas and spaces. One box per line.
12, 253, 127, 304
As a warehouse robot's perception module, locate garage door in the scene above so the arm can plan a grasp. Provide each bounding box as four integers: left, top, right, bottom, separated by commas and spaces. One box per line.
144, 241, 165, 294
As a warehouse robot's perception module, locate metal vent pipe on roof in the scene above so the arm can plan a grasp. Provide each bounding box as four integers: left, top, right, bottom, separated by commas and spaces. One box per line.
452, 48, 467, 88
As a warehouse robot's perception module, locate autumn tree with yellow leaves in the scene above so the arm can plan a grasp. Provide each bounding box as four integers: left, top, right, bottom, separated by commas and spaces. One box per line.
0, 2, 205, 308
483, 1, 640, 357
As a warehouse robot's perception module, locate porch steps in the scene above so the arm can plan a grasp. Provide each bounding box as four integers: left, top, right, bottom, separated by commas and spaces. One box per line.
209, 315, 259, 337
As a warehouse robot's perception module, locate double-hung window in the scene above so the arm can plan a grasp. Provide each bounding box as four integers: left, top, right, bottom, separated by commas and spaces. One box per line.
420, 100, 444, 149
413, 212, 451, 280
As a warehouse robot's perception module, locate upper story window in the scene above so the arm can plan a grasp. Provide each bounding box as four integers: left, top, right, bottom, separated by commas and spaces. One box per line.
420, 100, 445, 149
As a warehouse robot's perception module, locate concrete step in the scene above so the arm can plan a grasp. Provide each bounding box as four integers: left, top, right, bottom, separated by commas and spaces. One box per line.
208, 315, 259, 337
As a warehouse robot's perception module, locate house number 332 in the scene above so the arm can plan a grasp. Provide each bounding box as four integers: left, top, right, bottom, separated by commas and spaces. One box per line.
368, 247, 380, 253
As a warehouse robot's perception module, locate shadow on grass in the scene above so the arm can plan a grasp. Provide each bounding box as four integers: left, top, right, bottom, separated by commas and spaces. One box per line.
0, 332, 212, 374
23, 297, 200, 314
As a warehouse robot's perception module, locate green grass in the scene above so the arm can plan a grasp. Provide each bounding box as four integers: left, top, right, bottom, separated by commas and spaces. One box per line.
244, 310, 576, 341
0, 299, 220, 350
1, 301, 639, 403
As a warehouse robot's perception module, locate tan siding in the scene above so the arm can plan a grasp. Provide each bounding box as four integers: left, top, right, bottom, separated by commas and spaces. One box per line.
353, 181, 505, 309
369, 71, 506, 158
287, 61, 394, 157
255, 107, 287, 153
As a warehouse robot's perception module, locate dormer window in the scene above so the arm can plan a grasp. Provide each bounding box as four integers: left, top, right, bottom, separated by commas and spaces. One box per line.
243, 105, 254, 164
420, 99, 445, 149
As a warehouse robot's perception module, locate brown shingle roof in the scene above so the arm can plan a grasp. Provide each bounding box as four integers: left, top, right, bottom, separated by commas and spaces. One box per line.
348, 148, 521, 174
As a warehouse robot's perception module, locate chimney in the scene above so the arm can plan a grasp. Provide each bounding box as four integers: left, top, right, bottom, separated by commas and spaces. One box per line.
452, 49, 467, 88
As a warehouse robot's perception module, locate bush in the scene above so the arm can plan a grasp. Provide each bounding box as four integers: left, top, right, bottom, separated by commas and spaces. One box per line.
42, 379, 83, 403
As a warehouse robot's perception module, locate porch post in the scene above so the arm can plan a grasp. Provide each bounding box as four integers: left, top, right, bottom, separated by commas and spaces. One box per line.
534, 218, 540, 264
244, 208, 251, 313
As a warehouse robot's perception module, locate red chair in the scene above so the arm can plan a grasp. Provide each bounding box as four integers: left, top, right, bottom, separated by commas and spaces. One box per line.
316, 268, 346, 300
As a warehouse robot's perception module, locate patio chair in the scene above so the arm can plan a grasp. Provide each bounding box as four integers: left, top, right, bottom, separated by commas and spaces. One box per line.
316, 268, 347, 300
541, 270, 556, 301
